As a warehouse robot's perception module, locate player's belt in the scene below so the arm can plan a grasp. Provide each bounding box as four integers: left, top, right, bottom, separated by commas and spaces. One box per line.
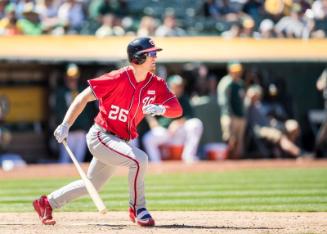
94, 124, 129, 142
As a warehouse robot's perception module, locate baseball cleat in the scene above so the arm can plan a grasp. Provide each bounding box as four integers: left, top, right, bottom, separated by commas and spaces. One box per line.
129, 207, 155, 227
33, 195, 56, 225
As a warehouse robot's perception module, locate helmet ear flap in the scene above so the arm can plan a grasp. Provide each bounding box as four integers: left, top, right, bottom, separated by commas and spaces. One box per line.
132, 52, 146, 65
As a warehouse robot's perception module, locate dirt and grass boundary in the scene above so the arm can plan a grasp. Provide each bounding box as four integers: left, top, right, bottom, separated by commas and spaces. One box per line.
1, 159, 326, 234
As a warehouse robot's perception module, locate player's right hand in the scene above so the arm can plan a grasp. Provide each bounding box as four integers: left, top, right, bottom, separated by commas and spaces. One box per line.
54, 122, 70, 143
142, 104, 166, 116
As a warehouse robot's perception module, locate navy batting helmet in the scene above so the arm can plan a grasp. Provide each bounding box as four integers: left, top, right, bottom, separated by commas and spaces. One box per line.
127, 37, 162, 65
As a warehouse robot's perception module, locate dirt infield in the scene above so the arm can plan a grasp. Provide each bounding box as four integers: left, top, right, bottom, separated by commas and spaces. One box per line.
1, 211, 327, 234
1, 159, 327, 233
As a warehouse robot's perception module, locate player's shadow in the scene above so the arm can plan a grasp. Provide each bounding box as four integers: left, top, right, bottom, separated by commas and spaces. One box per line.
94, 223, 283, 231
94, 224, 127, 230
156, 224, 283, 230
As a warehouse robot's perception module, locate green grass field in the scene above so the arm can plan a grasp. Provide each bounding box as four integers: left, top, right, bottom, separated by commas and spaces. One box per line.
1, 168, 327, 212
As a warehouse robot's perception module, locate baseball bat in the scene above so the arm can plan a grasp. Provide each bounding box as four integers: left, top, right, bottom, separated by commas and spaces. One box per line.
62, 140, 107, 214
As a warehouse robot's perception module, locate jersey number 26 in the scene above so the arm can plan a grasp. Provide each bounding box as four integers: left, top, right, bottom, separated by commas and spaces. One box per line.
108, 105, 129, 122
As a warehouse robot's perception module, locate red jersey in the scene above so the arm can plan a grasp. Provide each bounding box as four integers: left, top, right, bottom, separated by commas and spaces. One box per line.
88, 66, 182, 140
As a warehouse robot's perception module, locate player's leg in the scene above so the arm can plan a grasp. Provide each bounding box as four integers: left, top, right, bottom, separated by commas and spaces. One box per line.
220, 115, 231, 142
230, 117, 246, 158
92, 127, 154, 226
180, 118, 203, 163
47, 158, 116, 208
33, 158, 116, 225
279, 135, 301, 157
33, 125, 116, 225
143, 126, 169, 163
126, 145, 155, 226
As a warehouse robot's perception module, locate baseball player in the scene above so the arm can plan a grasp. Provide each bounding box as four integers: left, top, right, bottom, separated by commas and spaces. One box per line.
32, 37, 182, 227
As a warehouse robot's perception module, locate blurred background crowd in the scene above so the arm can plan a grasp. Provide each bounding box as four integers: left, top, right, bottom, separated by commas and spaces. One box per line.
2, 60, 326, 166
0, 0, 326, 38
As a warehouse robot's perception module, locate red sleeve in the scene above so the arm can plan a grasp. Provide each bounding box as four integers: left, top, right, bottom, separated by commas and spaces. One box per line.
162, 97, 183, 118
154, 77, 182, 118
87, 71, 120, 99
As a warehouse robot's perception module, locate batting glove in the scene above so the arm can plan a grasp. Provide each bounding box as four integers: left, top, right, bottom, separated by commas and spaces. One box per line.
142, 104, 166, 116
54, 122, 70, 143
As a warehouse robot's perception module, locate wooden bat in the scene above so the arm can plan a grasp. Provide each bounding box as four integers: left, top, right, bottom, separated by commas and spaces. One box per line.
62, 140, 107, 214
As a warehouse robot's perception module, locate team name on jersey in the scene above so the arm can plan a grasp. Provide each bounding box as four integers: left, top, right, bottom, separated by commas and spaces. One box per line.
142, 96, 155, 106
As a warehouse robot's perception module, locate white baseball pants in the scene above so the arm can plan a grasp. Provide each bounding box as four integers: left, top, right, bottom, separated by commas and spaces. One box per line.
48, 124, 149, 211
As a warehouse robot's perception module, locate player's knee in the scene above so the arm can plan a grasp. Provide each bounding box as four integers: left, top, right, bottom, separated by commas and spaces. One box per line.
137, 151, 148, 166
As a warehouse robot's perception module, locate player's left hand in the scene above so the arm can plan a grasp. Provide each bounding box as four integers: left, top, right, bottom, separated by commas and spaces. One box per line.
54, 122, 70, 143
142, 104, 166, 116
